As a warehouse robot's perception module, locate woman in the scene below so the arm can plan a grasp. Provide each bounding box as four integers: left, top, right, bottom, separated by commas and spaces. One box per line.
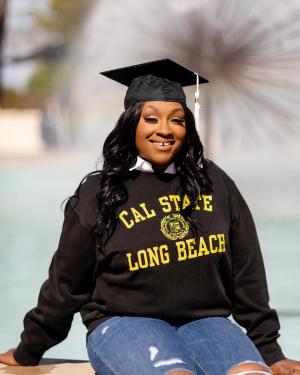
0, 59, 299, 375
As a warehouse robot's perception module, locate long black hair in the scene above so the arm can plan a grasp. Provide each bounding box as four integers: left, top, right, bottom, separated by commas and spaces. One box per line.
69, 102, 213, 253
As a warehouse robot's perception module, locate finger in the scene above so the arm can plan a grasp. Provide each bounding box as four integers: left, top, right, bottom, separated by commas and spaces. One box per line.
285, 361, 300, 373
280, 365, 299, 375
272, 365, 290, 375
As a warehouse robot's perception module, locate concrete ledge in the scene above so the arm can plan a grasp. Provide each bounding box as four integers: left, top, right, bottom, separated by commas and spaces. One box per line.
0, 358, 96, 375
0, 109, 44, 157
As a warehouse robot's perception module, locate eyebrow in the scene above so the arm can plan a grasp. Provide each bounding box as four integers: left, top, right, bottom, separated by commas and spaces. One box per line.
143, 105, 159, 113
143, 106, 184, 115
170, 108, 185, 115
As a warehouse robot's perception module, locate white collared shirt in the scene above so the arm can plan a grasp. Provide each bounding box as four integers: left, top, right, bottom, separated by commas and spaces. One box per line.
129, 155, 176, 174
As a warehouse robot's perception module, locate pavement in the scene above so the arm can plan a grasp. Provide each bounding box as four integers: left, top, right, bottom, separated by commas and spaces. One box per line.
0, 359, 95, 375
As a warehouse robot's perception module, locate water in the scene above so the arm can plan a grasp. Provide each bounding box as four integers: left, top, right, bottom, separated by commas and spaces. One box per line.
0, 152, 95, 360
0, 151, 299, 360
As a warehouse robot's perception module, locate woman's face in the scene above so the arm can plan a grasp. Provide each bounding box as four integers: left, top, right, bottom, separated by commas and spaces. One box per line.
135, 101, 186, 172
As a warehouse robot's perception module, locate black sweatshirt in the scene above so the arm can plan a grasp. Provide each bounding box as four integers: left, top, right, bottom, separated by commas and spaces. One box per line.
13, 160, 285, 367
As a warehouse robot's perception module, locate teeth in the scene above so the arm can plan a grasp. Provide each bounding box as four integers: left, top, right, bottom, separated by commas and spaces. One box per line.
154, 142, 172, 146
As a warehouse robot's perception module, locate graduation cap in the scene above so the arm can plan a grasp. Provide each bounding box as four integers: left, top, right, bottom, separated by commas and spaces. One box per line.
100, 58, 209, 133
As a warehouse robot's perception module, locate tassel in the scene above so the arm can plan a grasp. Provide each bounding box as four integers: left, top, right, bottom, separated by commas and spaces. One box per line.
194, 72, 201, 136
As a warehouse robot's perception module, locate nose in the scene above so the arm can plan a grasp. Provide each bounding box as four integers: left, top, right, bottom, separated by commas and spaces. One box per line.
156, 119, 173, 137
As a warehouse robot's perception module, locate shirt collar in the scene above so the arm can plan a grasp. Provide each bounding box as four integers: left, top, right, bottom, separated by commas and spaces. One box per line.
129, 155, 176, 174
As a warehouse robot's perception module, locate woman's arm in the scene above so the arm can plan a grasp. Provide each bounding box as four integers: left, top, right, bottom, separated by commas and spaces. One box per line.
11, 198, 97, 366
228, 180, 286, 367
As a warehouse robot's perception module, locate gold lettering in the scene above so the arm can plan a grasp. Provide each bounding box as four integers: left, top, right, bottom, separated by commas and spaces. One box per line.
126, 245, 170, 271
159, 196, 172, 212
169, 195, 181, 211
137, 250, 148, 268
194, 194, 201, 210
182, 194, 190, 209
159, 244, 170, 264
147, 246, 160, 267
209, 234, 218, 253
119, 210, 134, 229
218, 233, 226, 252
131, 207, 146, 223
186, 238, 197, 258
176, 241, 187, 261
198, 236, 210, 256
139, 203, 156, 219
126, 252, 139, 271
203, 195, 213, 211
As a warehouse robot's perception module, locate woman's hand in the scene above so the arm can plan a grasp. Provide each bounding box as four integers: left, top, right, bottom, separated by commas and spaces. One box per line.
0, 348, 20, 366
270, 359, 300, 374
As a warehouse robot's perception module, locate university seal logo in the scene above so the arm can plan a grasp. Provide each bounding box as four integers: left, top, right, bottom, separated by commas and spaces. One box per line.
160, 213, 189, 240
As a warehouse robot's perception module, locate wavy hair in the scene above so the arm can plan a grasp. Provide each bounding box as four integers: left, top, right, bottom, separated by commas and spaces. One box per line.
70, 102, 213, 253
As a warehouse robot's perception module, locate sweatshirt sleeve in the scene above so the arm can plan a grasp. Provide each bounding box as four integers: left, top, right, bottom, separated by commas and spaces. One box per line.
13, 198, 96, 366
229, 181, 286, 366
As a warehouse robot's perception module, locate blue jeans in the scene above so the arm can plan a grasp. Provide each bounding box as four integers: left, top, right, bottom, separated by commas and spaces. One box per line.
87, 316, 267, 375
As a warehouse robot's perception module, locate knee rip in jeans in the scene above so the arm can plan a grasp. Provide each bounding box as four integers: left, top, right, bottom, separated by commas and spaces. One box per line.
227, 360, 273, 375
164, 369, 195, 375
148, 347, 195, 375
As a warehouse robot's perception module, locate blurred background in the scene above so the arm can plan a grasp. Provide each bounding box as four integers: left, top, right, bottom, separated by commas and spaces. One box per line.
0, 0, 299, 361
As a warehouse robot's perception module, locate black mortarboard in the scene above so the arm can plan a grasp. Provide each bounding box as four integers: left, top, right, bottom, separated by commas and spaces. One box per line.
100, 59, 209, 133
100, 58, 208, 107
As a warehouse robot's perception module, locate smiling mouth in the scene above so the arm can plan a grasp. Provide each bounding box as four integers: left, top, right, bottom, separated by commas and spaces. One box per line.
149, 140, 175, 146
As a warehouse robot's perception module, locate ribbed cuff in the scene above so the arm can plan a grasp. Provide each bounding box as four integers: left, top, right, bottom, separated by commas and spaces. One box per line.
13, 342, 42, 366
259, 341, 286, 367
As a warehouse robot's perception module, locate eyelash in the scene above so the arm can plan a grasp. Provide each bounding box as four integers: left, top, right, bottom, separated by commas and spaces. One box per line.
144, 117, 185, 124
172, 118, 185, 124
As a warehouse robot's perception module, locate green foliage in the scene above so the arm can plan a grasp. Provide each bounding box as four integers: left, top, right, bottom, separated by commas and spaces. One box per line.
24, 0, 96, 100
31, 0, 96, 44
27, 64, 57, 94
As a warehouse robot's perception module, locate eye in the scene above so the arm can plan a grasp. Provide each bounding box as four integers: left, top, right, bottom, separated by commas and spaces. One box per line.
144, 116, 157, 123
171, 117, 185, 124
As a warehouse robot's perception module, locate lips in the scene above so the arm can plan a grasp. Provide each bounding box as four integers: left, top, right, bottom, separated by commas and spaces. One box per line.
148, 139, 175, 151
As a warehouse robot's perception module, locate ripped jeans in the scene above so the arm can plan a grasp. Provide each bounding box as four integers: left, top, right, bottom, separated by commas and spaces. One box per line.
86, 316, 270, 375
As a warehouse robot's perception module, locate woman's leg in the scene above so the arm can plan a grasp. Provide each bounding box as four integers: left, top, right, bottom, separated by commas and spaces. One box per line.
86, 316, 202, 375
176, 317, 272, 375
